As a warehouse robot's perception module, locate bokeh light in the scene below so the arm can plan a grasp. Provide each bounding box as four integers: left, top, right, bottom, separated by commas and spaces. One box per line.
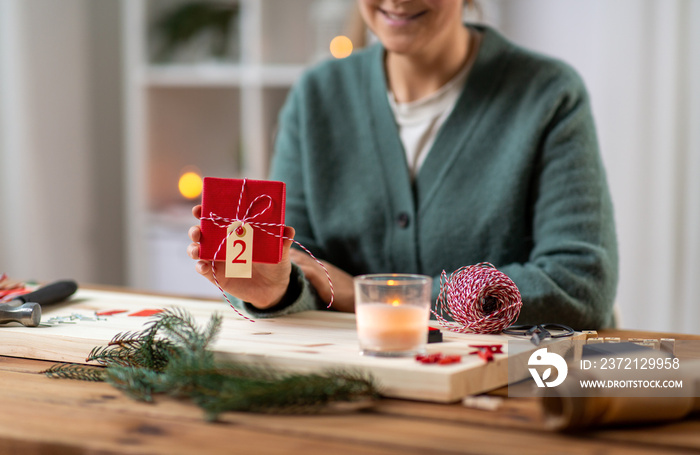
330, 35, 353, 59
178, 170, 203, 199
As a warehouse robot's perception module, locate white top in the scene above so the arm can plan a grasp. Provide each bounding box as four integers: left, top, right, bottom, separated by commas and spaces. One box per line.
388, 31, 482, 179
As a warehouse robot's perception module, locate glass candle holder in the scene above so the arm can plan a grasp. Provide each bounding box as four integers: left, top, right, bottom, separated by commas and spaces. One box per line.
354, 274, 432, 357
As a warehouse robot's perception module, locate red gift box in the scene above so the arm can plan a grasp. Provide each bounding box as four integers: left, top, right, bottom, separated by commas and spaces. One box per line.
199, 177, 286, 264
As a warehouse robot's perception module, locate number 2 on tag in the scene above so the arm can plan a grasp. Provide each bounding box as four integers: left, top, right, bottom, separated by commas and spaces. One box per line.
225, 221, 253, 278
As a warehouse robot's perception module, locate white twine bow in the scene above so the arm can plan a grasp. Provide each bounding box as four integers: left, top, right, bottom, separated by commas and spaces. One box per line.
200, 178, 334, 321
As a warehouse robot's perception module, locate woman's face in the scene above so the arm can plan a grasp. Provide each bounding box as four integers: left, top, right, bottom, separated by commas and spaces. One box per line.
358, 0, 465, 57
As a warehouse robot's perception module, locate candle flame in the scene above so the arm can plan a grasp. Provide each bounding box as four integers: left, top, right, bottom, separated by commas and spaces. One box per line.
387, 280, 396, 286
391, 299, 401, 307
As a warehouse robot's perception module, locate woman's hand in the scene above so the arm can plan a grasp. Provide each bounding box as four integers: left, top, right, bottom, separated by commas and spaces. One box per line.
187, 205, 294, 309
289, 249, 355, 312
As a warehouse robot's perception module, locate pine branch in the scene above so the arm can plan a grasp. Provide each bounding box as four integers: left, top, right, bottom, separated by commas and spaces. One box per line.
89, 337, 177, 371
107, 330, 145, 346
155, 307, 220, 353
191, 370, 379, 419
200, 312, 223, 350
45, 307, 380, 420
104, 366, 164, 402
42, 363, 106, 382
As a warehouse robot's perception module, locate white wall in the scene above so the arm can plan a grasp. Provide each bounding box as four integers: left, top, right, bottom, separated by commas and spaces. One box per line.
493, 0, 700, 334
0, 0, 92, 282
87, 1, 126, 285
0, 0, 124, 285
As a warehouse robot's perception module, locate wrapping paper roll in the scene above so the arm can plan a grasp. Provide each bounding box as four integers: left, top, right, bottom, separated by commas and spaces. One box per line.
433, 263, 522, 334
542, 357, 700, 431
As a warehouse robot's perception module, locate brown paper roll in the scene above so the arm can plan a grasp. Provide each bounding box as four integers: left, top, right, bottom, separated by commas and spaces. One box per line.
542, 358, 700, 431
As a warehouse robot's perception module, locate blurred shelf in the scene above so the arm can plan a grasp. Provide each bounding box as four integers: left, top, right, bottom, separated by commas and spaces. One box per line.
143, 63, 306, 87
123, 0, 352, 292
149, 205, 197, 229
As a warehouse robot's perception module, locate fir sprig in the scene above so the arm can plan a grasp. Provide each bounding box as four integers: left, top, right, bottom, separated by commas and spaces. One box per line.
44, 363, 106, 382
42, 308, 379, 420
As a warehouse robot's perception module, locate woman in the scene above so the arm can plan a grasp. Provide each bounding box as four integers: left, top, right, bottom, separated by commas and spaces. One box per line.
188, 0, 618, 329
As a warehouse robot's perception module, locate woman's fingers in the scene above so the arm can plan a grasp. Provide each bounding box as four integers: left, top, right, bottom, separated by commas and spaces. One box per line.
195, 260, 211, 276
187, 242, 200, 260
289, 249, 354, 312
188, 207, 203, 262
281, 226, 295, 253
289, 249, 329, 298
188, 225, 201, 243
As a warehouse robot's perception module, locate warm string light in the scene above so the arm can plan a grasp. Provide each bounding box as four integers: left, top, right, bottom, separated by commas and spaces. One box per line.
178, 169, 203, 199
330, 35, 353, 59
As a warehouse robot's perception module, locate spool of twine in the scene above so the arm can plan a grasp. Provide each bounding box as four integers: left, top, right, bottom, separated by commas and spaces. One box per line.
434, 262, 522, 334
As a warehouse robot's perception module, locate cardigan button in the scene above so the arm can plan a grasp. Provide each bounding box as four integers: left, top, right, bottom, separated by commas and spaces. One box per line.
397, 212, 410, 228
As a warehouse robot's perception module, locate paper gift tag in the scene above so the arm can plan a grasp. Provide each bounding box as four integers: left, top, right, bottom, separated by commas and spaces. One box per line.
225, 221, 253, 278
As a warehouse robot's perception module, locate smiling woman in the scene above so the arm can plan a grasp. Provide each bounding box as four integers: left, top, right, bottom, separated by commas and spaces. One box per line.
188, 0, 620, 330
358, 0, 470, 102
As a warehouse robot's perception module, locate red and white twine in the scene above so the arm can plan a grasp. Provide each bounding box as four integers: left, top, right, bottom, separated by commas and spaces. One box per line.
199, 178, 334, 321
433, 263, 522, 334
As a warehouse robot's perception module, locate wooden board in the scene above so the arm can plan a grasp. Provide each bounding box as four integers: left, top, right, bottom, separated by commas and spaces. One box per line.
0, 289, 582, 402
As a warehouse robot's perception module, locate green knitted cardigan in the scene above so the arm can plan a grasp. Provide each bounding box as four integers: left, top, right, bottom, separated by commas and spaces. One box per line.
236, 25, 618, 330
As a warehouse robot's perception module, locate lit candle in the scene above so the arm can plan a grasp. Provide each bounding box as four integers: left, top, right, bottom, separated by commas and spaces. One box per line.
356, 303, 429, 353
354, 274, 432, 357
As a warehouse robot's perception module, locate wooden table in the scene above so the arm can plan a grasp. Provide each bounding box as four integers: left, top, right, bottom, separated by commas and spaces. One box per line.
1, 293, 699, 454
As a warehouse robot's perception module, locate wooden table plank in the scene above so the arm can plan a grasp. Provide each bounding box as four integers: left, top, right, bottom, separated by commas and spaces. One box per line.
0, 396, 414, 455
2, 356, 699, 455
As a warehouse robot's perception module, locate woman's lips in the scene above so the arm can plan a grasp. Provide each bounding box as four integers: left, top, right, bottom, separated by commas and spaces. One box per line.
379, 8, 427, 26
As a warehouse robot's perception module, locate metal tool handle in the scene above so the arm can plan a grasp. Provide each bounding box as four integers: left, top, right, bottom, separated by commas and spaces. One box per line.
0, 302, 41, 327
15, 280, 77, 306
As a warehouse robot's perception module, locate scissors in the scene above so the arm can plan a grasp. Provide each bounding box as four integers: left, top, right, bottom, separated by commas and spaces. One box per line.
502, 323, 574, 346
